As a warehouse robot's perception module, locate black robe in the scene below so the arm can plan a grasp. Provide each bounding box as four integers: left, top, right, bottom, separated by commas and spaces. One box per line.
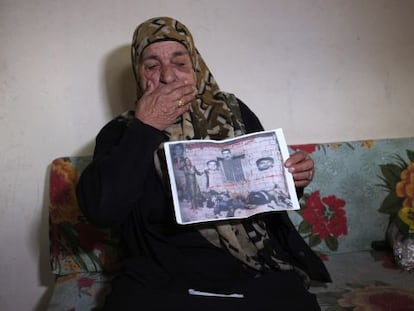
76, 101, 331, 310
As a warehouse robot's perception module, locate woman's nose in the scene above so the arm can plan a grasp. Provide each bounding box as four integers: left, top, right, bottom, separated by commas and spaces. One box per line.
160, 65, 176, 84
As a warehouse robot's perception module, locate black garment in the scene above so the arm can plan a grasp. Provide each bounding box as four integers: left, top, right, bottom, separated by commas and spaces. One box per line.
77, 101, 330, 310
104, 270, 320, 311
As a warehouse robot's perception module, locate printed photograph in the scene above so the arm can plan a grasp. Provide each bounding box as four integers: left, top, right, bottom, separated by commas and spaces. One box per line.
164, 129, 299, 224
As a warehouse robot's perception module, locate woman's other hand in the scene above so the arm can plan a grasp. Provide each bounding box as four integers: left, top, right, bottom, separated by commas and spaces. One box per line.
285, 150, 314, 188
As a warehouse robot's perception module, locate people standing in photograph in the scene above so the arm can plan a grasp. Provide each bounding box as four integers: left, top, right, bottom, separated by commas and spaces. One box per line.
217, 148, 246, 182
204, 160, 223, 190
171, 143, 186, 200
183, 157, 204, 209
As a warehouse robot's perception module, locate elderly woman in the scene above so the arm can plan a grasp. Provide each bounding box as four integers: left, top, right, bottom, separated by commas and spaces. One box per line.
77, 17, 330, 310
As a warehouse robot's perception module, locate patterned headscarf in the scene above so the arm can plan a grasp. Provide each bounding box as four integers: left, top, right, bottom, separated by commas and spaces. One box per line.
131, 16, 245, 140
130, 17, 309, 284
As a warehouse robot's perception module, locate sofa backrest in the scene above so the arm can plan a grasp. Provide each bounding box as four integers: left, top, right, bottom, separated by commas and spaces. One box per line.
48, 137, 414, 275
288, 137, 414, 256
49, 157, 122, 276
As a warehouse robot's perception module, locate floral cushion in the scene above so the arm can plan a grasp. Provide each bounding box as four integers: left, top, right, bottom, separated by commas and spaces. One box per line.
49, 157, 122, 275
311, 250, 414, 310
288, 138, 414, 257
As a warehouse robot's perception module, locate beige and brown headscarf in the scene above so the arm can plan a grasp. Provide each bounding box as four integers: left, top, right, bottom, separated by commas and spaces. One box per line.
130, 17, 309, 284
131, 16, 245, 141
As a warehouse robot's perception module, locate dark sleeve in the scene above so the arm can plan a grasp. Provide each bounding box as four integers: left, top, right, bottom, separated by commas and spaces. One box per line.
237, 98, 304, 198
76, 117, 167, 227
237, 99, 265, 134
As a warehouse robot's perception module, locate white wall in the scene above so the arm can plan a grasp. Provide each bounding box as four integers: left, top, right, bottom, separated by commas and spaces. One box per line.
0, 0, 413, 309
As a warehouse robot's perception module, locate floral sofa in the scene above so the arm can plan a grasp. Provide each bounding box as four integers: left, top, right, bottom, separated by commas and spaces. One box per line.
47, 137, 414, 310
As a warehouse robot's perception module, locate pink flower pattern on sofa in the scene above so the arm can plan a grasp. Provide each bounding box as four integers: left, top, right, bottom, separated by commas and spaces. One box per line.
299, 191, 347, 253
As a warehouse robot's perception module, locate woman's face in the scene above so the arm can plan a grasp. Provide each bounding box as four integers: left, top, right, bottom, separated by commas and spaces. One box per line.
138, 41, 196, 91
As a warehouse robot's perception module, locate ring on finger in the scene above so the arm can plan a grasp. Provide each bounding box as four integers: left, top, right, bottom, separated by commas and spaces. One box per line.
309, 170, 313, 180
177, 99, 184, 107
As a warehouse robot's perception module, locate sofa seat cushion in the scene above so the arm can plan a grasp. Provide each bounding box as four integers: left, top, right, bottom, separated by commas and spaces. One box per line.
46, 251, 414, 310
311, 250, 414, 310
47, 272, 115, 311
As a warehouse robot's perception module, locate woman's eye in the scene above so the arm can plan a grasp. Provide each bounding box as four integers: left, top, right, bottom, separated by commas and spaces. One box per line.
175, 62, 191, 69
145, 64, 159, 71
